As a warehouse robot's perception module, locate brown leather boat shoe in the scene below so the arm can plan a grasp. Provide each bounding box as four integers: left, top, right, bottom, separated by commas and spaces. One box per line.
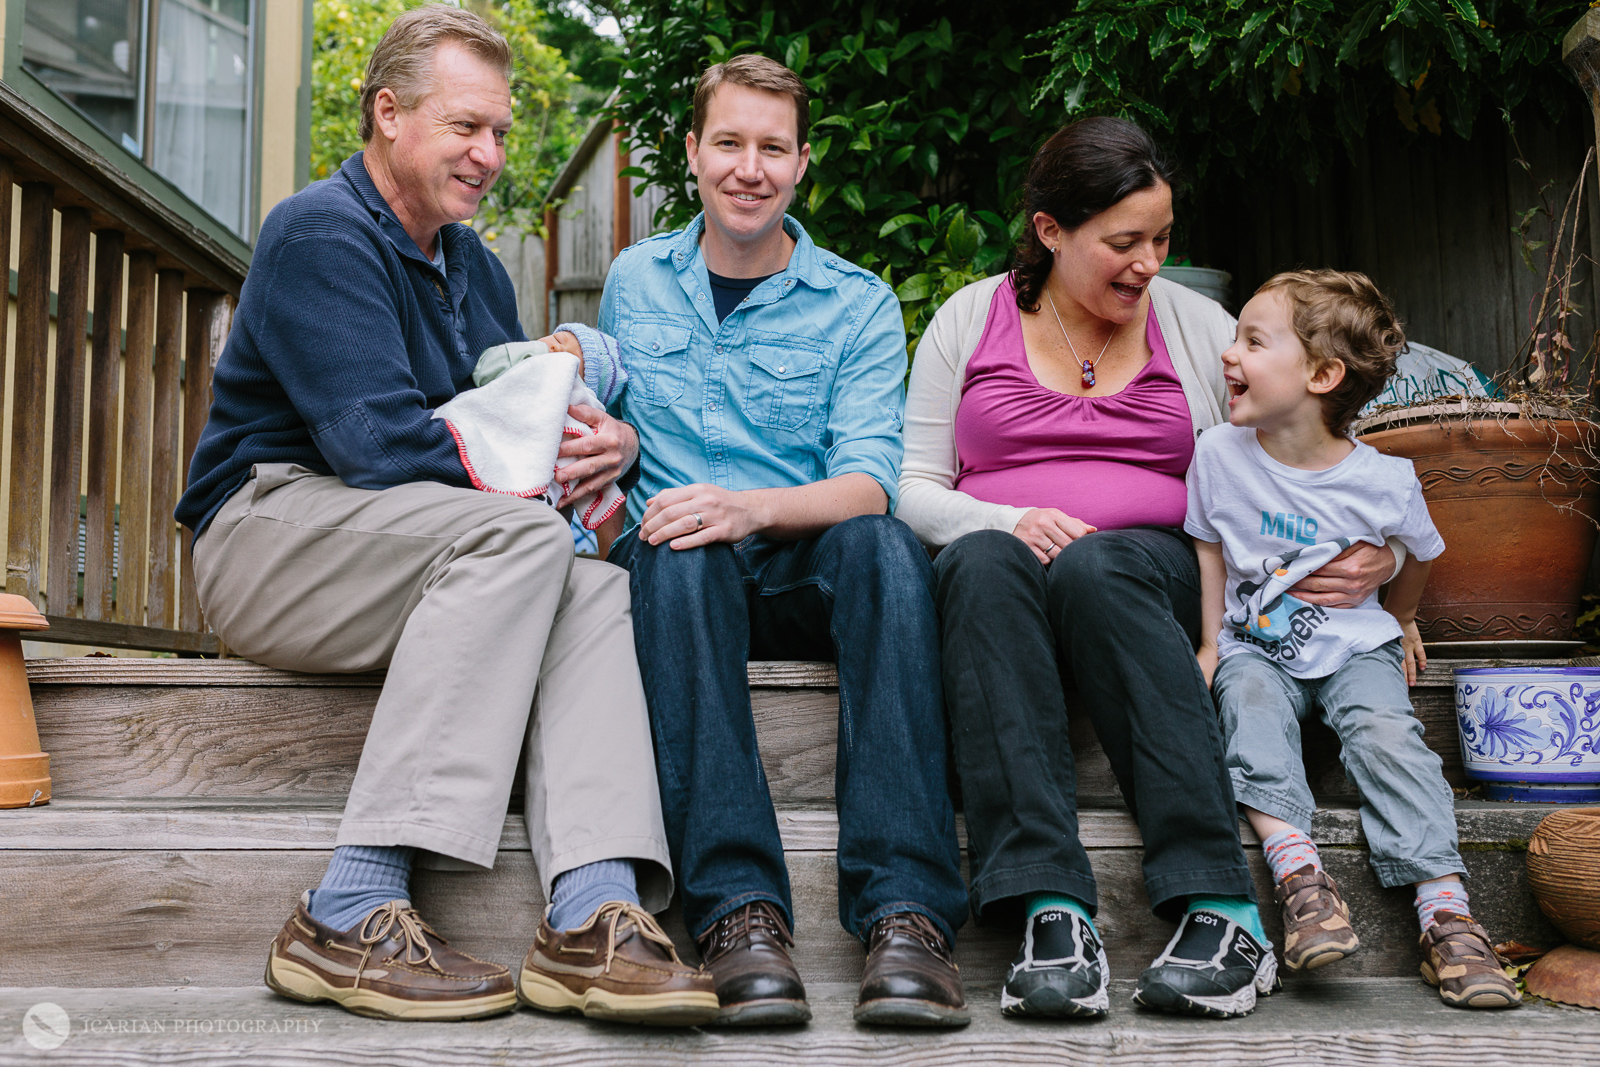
1276, 865, 1360, 972
1420, 911, 1522, 1009
520, 900, 720, 1026
265, 895, 516, 1020
697, 901, 811, 1025
854, 911, 970, 1027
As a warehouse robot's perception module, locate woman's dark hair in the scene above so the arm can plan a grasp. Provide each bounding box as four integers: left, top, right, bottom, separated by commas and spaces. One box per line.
1011, 116, 1181, 312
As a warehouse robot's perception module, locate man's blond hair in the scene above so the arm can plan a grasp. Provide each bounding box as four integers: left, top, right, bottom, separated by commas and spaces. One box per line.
360, 4, 511, 142
692, 54, 810, 148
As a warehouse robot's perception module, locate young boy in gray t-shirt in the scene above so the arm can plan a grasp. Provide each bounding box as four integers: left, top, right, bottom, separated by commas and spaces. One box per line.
1185, 270, 1520, 1010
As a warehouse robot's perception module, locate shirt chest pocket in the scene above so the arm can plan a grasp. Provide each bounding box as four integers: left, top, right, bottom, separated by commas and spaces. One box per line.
742, 331, 828, 433
626, 321, 694, 407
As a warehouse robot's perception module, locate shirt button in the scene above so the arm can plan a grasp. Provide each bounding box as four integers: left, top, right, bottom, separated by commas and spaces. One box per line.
697, 293, 704, 300
716, 346, 723, 354
777, 365, 786, 372
652, 342, 660, 351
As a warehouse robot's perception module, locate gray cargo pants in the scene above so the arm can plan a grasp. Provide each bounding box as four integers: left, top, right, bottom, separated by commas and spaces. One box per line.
193, 463, 672, 909
1213, 640, 1463, 888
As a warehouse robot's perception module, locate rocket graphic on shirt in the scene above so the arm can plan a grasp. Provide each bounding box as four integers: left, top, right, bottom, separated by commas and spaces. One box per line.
1228, 537, 1353, 647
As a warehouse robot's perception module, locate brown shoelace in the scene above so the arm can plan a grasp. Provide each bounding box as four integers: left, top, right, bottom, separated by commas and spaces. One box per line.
698, 901, 794, 965
575, 900, 688, 973
352, 902, 446, 987
869, 911, 954, 963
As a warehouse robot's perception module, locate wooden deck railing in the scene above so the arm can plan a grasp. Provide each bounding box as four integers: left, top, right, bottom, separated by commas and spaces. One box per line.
1, 82, 244, 655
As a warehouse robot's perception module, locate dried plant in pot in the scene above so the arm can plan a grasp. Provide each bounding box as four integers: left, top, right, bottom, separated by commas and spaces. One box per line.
1353, 135, 1600, 656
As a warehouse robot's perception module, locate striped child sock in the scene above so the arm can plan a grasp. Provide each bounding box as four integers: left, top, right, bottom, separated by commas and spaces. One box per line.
1261, 827, 1322, 884
1415, 879, 1470, 930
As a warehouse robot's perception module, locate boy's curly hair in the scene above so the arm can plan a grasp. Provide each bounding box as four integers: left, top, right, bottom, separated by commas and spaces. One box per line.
1255, 269, 1406, 436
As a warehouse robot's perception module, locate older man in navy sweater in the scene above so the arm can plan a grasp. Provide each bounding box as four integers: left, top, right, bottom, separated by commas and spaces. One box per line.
176, 6, 715, 1026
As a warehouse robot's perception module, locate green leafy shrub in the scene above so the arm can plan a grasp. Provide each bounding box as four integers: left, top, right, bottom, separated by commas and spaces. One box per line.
1037, 1, 1589, 180
613, 0, 1061, 352
311, 0, 588, 235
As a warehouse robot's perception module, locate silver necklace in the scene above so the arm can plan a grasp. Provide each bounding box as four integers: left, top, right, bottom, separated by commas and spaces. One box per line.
1046, 289, 1116, 388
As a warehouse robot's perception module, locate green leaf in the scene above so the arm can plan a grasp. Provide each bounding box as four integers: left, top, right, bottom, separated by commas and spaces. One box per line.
863, 48, 889, 76
945, 210, 982, 261
807, 183, 832, 214
809, 136, 832, 164
840, 183, 866, 213
879, 213, 926, 237
888, 143, 916, 168
785, 35, 811, 74
896, 273, 935, 302
917, 142, 940, 177
703, 35, 726, 57
811, 113, 854, 129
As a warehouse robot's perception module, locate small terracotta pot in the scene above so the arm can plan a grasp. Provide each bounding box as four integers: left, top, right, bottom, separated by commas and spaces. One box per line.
1527, 807, 1600, 950
0, 594, 50, 808
1358, 412, 1600, 642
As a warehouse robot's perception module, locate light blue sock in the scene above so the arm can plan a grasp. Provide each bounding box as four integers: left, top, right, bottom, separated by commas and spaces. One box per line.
1188, 895, 1269, 945
306, 845, 415, 933
1026, 891, 1096, 930
548, 859, 639, 931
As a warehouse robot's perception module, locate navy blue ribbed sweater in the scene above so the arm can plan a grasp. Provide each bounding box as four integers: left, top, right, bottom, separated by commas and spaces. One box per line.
176, 152, 524, 535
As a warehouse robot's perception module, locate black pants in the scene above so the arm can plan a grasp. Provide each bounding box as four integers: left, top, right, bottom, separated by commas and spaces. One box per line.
932, 527, 1254, 924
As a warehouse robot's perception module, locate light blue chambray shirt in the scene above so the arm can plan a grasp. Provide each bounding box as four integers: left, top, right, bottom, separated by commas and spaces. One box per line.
600, 213, 908, 524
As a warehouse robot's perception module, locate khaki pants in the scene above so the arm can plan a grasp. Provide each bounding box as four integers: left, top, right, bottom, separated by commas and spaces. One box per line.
193, 464, 671, 909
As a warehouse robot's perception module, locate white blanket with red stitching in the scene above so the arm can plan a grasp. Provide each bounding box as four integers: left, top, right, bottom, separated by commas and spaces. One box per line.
432, 347, 624, 530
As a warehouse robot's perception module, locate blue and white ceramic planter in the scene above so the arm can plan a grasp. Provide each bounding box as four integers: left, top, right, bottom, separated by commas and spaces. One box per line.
1454, 667, 1600, 802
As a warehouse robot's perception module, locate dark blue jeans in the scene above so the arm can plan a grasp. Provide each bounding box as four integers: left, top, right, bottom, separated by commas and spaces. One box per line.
608, 514, 968, 945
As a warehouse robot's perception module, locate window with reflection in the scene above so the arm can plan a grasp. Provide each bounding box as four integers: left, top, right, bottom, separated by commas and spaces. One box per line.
23, 0, 256, 239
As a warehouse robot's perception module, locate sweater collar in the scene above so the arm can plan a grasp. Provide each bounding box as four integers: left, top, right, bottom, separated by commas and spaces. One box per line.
340, 151, 469, 303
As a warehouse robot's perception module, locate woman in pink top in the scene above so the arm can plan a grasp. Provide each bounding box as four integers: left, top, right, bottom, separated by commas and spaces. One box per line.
894, 118, 1402, 1022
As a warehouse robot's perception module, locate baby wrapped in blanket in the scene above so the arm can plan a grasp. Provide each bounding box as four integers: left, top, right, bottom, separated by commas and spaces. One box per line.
433, 323, 628, 529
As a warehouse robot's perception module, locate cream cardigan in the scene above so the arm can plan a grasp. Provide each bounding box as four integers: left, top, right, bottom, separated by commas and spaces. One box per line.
895, 272, 1236, 547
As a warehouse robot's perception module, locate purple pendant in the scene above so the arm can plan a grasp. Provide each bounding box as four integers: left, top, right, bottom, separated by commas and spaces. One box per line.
1081, 360, 1096, 388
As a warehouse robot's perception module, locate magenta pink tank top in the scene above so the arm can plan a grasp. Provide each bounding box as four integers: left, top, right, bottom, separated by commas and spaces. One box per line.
953, 276, 1194, 530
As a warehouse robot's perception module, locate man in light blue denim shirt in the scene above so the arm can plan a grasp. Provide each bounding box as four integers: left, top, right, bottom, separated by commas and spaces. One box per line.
602, 55, 969, 1029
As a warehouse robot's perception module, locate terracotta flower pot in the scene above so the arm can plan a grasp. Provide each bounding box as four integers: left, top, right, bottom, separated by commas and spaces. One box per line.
0, 594, 50, 808
1357, 407, 1600, 642
1526, 807, 1600, 950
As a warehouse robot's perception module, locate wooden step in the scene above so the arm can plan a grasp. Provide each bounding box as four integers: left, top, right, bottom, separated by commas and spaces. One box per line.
3, 979, 1597, 1066
22, 657, 1514, 804
0, 800, 1560, 988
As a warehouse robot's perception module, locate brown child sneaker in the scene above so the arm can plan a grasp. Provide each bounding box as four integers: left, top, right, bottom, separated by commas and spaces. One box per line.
1419, 911, 1522, 1009
1275, 865, 1360, 972
519, 900, 720, 1026
265, 895, 517, 1020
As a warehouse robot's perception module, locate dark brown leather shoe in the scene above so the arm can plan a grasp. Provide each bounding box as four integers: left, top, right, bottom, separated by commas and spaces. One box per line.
265, 895, 516, 1020
854, 911, 969, 1027
697, 901, 811, 1025
519, 900, 719, 1026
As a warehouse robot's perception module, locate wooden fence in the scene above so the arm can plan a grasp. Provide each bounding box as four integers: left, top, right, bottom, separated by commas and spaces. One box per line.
0, 81, 243, 655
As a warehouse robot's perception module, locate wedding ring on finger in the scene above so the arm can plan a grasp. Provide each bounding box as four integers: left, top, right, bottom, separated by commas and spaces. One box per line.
692, 513, 704, 531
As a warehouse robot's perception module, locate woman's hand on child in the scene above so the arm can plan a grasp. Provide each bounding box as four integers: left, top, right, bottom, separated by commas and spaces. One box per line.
1398, 618, 1428, 686
1012, 508, 1097, 565
1288, 541, 1396, 607
1196, 644, 1219, 688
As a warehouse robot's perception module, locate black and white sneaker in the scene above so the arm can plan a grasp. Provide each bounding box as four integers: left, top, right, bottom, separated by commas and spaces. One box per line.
1000, 906, 1110, 1019
1132, 908, 1279, 1018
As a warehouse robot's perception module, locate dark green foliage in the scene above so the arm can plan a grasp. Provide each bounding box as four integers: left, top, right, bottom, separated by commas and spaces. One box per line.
612, 0, 1062, 351
1037, 1, 1589, 182
613, 1, 1590, 353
